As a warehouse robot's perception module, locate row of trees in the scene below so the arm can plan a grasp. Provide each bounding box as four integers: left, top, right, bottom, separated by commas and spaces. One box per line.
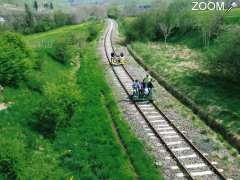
124, 0, 222, 46
123, 0, 240, 82
1, 4, 109, 33
33, 0, 54, 11
2, 4, 73, 34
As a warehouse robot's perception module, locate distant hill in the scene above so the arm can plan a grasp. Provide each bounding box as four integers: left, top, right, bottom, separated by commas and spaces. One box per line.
0, 0, 155, 7
0, 0, 154, 9
66, 0, 154, 5
0, 0, 66, 7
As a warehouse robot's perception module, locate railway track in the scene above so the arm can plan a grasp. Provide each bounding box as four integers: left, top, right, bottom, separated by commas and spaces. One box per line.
103, 19, 227, 180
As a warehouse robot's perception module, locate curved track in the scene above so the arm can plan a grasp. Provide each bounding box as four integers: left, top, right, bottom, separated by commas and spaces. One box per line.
103, 19, 227, 180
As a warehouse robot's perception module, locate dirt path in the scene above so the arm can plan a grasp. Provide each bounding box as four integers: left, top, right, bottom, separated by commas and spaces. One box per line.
0, 85, 7, 111
0, 103, 7, 111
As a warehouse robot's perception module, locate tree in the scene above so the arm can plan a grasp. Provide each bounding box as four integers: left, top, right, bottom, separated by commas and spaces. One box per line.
44, 3, 49, 9
33, 0, 38, 11
50, 2, 54, 10
107, 7, 121, 19
0, 33, 30, 86
157, 7, 175, 45
196, 12, 224, 47
24, 3, 34, 28
158, 15, 174, 46
207, 25, 240, 82
54, 11, 72, 27
157, 0, 191, 46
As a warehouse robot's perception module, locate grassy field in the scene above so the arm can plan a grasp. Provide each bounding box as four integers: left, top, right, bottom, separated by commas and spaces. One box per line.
131, 40, 240, 142
0, 22, 163, 179
192, 8, 240, 25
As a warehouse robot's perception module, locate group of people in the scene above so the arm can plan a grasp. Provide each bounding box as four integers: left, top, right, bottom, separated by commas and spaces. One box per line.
132, 75, 154, 97
111, 52, 125, 64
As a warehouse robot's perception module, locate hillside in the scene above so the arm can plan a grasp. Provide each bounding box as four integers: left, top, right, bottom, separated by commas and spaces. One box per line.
0, 0, 66, 7
121, 0, 240, 153
0, 0, 153, 6
0, 21, 162, 179
67, 0, 154, 5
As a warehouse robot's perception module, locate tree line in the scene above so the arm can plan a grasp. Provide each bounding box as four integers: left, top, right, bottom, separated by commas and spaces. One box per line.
33, 0, 54, 11
122, 0, 240, 82
0, 2, 73, 35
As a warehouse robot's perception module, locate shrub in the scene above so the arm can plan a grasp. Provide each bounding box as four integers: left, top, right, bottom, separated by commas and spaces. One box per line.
54, 11, 73, 27
0, 132, 24, 179
33, 15, 56, 33
9, 14, 26, 33
25, 74, 43, 93
50, 38, 70, 64
0, 128, 67, 178
34, 82, 81, 138
207, 25, 240, 82
32, 50, 45, 71
123, 0, 194, 43
50, 35, 81, 65
107, 7, 121, 19
124, 14, 157, 42
87, 25, 98, 42
4, 10, 74, 35
0, 32, 30, 86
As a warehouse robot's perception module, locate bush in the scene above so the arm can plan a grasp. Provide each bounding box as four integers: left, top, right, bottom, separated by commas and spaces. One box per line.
123, 0, 194, 43
207, 25, 240, 82
124, 14, 157, 42
50, 39, 70, 64
0, 128, 67, 178
54, 11, 73, 27
33, 15, 56, 33
32, 50, 45, 71
34, 82, 81, 138
50, 35, 81, 65
87, 25, 98, 41
0, 132, 25, 179
4, 10, 74, 35
0, 32, 30, 86
107, 7, 121, 19
51, 42, 79, 65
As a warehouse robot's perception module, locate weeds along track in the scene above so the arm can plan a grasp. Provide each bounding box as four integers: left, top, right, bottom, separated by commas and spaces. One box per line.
103, 19, 228, 180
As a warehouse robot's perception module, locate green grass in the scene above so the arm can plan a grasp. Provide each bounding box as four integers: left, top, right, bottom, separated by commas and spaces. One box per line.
191, 8, 240, 24
54, 43, 162, 179
53, 46, 136, 179
0, 22, 163, 179
25, 24, 89, 45
131, 41, 240, 138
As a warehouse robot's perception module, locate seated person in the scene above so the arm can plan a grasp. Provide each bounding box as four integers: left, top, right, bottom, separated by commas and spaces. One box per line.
144, 87, 149, 95
111, 52, 115, 63
120, 52, 125, 63
132, 80, 141, 95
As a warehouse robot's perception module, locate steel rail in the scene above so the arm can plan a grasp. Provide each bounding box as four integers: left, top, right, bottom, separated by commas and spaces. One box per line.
105, 19, 227, 180
104, 20, 194, 180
